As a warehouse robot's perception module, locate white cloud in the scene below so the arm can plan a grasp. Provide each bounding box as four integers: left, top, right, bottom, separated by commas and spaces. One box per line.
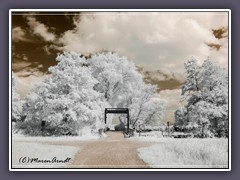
26, 16, 56, 42
43, 44, 58, 55
22, 54, 28, 61
58, 12, 228, 76
12, 27, 29, 42
43, 45, 51, 55
13, 53, 28, 61
12, 61, 31, 71
37, 64, 43, 68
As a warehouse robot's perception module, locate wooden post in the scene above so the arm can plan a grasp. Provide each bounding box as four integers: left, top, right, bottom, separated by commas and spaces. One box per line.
138, 124, 141, 137
127, 109, 129, 133
167, 121, 170, 137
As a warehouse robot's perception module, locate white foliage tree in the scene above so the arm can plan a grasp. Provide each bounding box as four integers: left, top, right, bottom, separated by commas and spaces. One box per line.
23, 52, 109, 135
175, 58, 228, 137
12, 73, 22, 121
89, 52, 145, 107
129, 85, 163, 126
22, 51, 165, 136
89, 52, 165, 127
139, 99, 165, 126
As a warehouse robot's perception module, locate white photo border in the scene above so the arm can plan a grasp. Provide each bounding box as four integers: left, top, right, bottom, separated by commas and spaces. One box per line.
9, 9, 231, 172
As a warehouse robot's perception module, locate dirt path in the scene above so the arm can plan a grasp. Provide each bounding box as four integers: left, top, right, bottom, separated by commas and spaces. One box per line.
68, 131, 154, 168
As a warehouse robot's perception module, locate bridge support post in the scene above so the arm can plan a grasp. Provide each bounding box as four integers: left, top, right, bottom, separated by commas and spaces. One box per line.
104, 109, 107, 124
127, 109, 129, 133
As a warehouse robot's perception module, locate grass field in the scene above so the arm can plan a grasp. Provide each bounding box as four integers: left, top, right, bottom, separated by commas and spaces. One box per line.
138, 138, 228, 168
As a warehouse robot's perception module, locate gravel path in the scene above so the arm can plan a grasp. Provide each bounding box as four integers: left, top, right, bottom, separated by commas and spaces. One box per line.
12, 132, 154, 168
68, 131, 154, 168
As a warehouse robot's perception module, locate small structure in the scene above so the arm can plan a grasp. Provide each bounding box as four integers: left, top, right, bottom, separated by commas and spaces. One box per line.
104, 108, 130, 133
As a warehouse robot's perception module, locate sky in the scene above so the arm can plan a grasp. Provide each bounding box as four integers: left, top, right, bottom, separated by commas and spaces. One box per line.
11, 11, 229, 122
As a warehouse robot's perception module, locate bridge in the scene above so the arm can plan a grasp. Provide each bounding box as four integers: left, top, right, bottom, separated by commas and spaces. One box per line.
104, 108, 130, 132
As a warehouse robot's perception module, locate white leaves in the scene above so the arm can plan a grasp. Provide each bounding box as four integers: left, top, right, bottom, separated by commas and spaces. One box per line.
176, 58, 228, 137
22, 51, 165, 135
12, 73, 22, 121
47, 113, 63, 125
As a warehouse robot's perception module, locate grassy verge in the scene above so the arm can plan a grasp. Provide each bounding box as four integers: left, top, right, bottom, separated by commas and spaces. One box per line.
138, 138, 228, 168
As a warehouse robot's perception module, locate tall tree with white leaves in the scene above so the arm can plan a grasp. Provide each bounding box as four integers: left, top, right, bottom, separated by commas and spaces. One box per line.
23, 52, 109, 135
175, 58, 228, 137
88, 52, 165, 127
12, 73, 22, 122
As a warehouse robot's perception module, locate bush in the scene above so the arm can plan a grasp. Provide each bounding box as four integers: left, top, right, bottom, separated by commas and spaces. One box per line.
14, 120, 42, 136
14, 119, 81, 136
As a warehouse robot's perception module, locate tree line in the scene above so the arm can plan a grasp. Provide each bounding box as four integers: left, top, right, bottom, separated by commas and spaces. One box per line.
12, 52, 165, 136
12, 52, 228, 137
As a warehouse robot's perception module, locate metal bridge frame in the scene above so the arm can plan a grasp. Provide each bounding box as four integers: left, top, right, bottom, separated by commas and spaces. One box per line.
104, 108, 130, 132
